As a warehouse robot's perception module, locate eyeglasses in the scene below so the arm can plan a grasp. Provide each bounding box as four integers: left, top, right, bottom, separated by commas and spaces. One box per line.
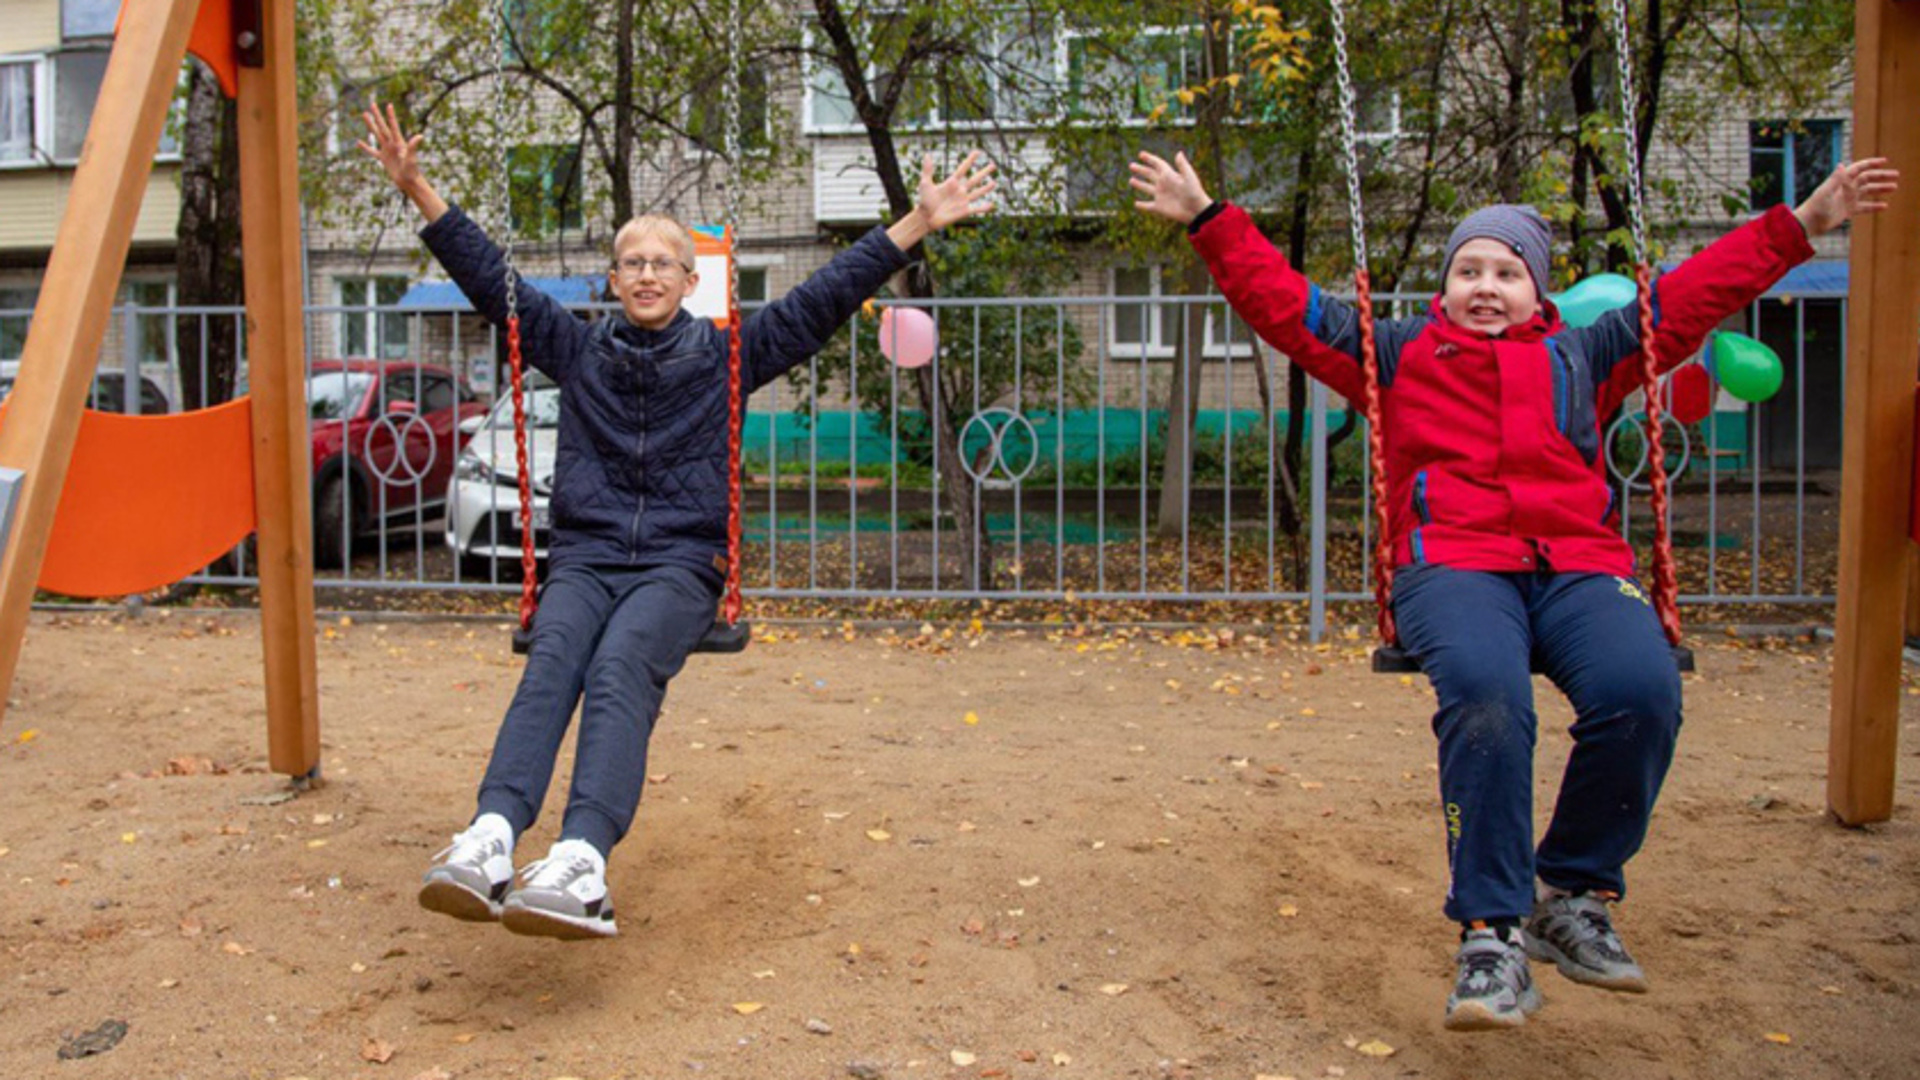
614, 256, 690, 278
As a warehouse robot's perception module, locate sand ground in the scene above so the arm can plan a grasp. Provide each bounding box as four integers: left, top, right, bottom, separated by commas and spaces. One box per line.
1, 610, 1916, 1080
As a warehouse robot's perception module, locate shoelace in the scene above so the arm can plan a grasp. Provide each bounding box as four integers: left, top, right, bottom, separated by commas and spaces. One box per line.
1458, 934, 1519, 990
434, 831, 502, 865
519, 851, 595, 890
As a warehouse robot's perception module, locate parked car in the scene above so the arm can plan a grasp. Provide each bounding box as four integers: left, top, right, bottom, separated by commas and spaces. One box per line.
446, 374, 559, 577
0, 362, 172, 414
309, 360, 485, 567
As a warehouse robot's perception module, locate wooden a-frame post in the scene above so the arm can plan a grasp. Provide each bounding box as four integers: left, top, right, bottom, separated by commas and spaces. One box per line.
0, 0, 319, 779
1829, 0, 1920, 824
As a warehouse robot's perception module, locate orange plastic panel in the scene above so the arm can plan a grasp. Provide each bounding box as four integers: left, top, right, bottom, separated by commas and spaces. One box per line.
0, 398, 256, 597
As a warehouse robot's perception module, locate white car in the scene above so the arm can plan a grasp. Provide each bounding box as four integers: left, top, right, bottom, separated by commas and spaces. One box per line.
446, 375, 559, 578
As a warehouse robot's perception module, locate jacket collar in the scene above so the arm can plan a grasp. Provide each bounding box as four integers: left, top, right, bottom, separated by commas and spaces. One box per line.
610, 307, 696, 350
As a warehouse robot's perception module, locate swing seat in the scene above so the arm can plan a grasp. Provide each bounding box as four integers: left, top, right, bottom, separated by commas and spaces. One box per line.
1371, 643, 1695, 675
511, 618, 751, 656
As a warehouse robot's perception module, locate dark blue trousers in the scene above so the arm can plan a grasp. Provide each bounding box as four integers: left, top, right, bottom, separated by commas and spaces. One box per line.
1392, 564, 1683, 924
474, 562, 718, 858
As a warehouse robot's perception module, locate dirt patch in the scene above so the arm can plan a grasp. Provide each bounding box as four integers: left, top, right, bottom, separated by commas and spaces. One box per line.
1, 611, 1916, 1079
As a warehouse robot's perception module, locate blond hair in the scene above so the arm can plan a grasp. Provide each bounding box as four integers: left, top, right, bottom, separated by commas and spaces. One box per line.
611, 214, 696, 269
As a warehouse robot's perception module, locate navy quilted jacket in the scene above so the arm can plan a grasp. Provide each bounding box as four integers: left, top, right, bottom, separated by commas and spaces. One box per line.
421, 207, 909, 584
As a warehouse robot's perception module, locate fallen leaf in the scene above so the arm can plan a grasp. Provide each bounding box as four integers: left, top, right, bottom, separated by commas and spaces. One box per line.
1277, 904, 1299, 918
752, 969, 776, 979
732, 1002, 764, 1015
221, 941, 254, 956
121, 832, 138, 844
950, 1050, 978, 1066
1051, 1052, 1072, 1065
1763, 1032, 1793, 1045
306, 839, 329, 849
964, 711, 981, 726
350, 962, 368, 974
866, 829, 892, 842
407, 1069, 452, 1080
15, 729, 38, 744
1098, 983, 1129, 996
157, 978, 179, 989
451, 1034, 477, 1045
1018, 876, 1041, 888
1356, 1040, 1395, 1057
360, 1037, 396, 1064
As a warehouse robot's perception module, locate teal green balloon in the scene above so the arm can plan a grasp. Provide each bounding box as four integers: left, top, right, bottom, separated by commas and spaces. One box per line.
1549, 272, 1638, 328
1712, 331, 1783, 403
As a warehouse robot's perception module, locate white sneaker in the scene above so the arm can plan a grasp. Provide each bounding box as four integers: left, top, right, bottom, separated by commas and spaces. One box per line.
419, 814, 514, 922
501, 838, 617, 940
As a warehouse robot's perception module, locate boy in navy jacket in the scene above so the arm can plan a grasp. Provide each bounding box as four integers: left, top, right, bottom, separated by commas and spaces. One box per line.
362, 103, 994, 939
1132, 149, 1896, 1028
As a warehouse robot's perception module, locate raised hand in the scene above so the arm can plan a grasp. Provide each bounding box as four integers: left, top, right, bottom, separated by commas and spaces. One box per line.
1129, 150, 1212, 225
1794, 157, 1900, 237
914, 150, 998, 231
357, 100, 446, 221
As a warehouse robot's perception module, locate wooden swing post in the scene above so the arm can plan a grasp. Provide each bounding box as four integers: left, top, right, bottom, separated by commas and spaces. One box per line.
0, 0, 319, 779
1829, 0, 1920, 824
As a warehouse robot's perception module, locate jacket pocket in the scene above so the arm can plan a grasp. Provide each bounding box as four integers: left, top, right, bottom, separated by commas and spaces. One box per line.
1412, 470, 1432, 525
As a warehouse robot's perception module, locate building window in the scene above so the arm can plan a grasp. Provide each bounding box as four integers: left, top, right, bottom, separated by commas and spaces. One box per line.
1111, 265, 1174, 359
62, 0, 119, 40
508, 144, 583, 239
0, 59, 40, 165
1068, 28, 1204, 123
738, 266, 768, 305
52, 50, 109, 163
690, 61, 771, 154
1750, 119, 1840, 211
0, 286, 36, 360
337, 276, 410, 360
1203, 302, 1255, 358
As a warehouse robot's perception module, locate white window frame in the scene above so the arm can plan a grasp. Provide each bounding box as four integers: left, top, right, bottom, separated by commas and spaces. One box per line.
685, 59, 775, 159
803, 14, 1060, 135
336, 276, 412, 361
0, 54, 49, 170
1110, 265, 1175, 360
1203, 300, 1256, 359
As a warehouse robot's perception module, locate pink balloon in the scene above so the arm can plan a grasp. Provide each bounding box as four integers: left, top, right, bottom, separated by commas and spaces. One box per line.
879, 306, 936, 369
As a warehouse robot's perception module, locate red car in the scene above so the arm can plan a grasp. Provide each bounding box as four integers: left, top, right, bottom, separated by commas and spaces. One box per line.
308, 360, 485, 567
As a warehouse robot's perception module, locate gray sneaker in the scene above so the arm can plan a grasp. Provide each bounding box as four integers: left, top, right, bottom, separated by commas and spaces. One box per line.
419, 820, 514, 922
501, 839, 618, 940
1445, 927, 1543, 1031
1525, 891, 1648, 993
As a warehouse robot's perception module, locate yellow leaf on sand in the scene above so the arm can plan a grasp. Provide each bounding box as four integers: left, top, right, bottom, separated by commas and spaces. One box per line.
1052, 1052, 1072, 1065
866, 829, 892, 842
1357, 1039, 1396, 1057
306, 839, 329, 849
121, 832, 138, 844
1277, 904, 1299, 918
950, 1050, 977, 1066
1764, 1032, 1793, 1045
221, 941, 253, 956
15, 729, 38, 743
732, 1002, 764, 1015
964, 711, 980, 726
1099, 983, 1129, 996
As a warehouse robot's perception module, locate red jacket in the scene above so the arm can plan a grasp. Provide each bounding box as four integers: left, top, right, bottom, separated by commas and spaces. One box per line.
1189, 203, 1813, 578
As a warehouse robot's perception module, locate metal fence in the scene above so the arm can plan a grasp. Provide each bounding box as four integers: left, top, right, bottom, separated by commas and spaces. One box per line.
1, 288, 1848, 635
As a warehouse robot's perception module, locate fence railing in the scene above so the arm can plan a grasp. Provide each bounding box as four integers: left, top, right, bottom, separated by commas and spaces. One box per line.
0, 288, 1848, 636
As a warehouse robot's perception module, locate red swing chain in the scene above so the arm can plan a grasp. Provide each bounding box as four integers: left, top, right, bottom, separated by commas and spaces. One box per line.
1328, 0, 1396, 644
506, 316, 537, 635
722, 227, 745, 627
1605, 0, 1683, 646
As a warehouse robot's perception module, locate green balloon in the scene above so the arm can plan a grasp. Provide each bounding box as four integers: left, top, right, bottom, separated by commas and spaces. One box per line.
1712, 331, 1783, 403
1550, 272, 1638, 328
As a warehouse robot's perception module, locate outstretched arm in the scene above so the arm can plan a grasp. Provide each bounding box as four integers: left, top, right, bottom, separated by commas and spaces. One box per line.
1793, 157, 1900, 237
885, 151, 998, 251
358, 101, 450, 224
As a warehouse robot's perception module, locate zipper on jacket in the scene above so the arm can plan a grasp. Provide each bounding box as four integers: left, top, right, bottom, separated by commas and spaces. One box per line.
1413, 470, 1432, 524
1601, 486, 1618, 525
1548, 340, 1571, 435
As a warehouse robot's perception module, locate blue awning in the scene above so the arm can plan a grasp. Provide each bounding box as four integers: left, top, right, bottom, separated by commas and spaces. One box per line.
397, 275, 603, 310
1656, 259, 1847, 297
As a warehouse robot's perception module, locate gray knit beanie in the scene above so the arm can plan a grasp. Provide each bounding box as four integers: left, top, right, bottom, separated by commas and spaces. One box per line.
1442, 205, 1552, 296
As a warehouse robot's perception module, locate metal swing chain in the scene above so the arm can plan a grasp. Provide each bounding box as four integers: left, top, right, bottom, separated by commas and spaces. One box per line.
1328, 0, 1395, 646
720, 0, 747, 628
1602, 0, 1682, 646
488, 0, 537, 635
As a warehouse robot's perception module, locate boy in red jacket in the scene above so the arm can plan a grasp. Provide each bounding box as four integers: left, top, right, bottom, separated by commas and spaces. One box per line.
1132, 150, 1896, 1030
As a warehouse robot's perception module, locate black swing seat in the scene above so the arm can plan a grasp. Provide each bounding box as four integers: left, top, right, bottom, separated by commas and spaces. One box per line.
1371, 643, 1694, 675
512, 618, 752, 656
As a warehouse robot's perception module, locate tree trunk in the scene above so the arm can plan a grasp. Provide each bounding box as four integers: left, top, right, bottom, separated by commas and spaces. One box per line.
174, 58, 243, 411
609, 0, 636, 227
1155, 264, 1211, 537
812, 0, 980, 587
